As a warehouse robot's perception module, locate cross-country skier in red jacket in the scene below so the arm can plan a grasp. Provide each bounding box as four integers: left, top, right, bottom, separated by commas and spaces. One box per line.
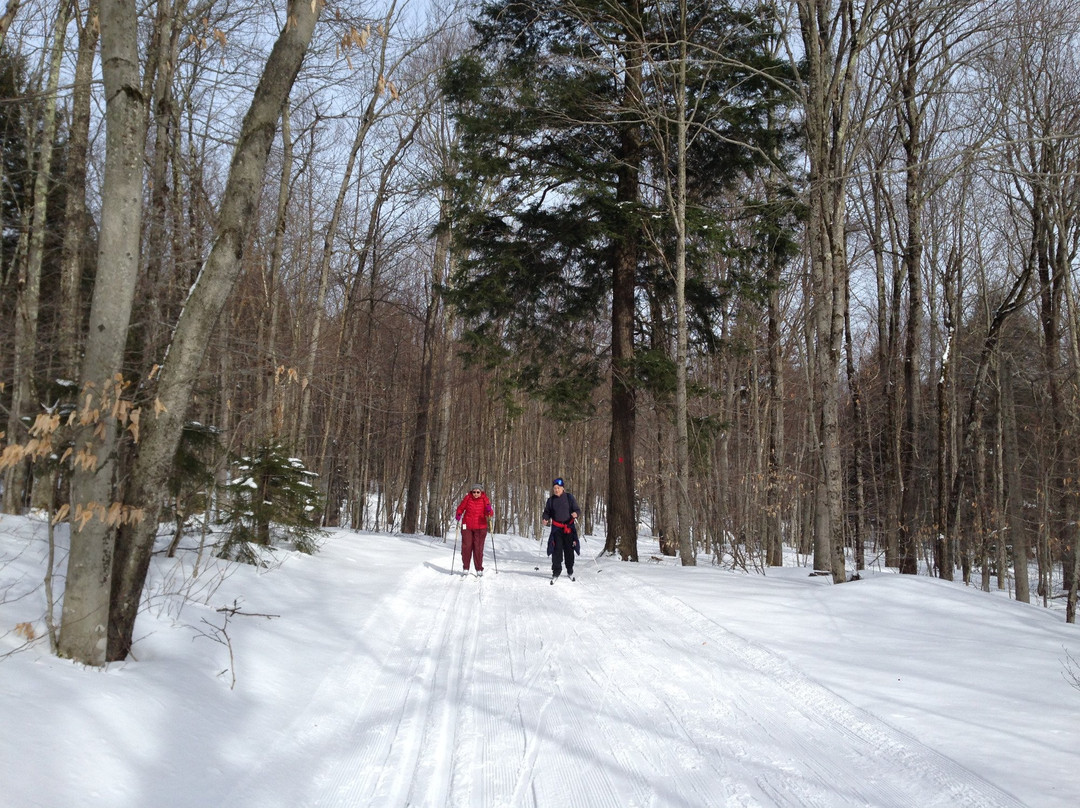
455, 484, 494, 576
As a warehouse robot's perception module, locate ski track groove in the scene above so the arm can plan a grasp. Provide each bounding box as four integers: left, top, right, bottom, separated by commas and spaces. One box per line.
318, 567, 458, 804
500, 573, 579, 808
315, 564, 474, 806
375, 568, 470, 806
490, 576, 551, 808
213, 566, 457, 808
408, 573, 481, 806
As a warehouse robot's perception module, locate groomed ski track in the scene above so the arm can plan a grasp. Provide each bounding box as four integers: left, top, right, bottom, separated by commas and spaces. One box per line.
219, 536, 1027, 808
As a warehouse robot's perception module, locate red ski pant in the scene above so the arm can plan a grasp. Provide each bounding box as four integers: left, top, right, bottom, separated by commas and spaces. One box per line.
461, 527, 487, 571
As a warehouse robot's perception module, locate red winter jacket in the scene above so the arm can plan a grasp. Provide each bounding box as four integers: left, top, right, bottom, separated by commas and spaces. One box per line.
455, 492, 493, 530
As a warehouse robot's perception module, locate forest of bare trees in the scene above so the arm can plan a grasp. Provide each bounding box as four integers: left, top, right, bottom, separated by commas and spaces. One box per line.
2, 0, 1080, 664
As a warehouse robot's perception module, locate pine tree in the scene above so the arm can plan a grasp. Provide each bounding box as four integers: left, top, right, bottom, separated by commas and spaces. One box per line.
220, 440, 323, 564
442, 0, 793, 558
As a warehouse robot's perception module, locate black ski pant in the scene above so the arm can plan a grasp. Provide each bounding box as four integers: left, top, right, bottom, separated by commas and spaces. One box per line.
550, 528, 575, 576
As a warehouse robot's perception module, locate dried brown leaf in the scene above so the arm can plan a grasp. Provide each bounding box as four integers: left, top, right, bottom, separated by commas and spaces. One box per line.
0, 444, 26, 471
74, 504, 95, 532
105, 502, 124, 527
52, 503, 70, 525
29, 413, 60, 437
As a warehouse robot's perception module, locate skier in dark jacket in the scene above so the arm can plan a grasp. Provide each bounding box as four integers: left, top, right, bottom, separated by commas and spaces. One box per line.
542, 477, 580, 581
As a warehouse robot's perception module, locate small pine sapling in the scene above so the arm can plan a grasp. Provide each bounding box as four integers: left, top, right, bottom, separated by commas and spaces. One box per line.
219, 439, 323, 563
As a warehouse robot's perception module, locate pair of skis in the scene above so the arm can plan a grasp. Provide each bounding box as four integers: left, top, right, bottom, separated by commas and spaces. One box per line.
550, 573, 576, 585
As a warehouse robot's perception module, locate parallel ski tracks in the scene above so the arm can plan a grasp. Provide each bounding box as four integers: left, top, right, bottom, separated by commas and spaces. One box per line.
347, 567, 479, 806
220, 553, 1029, 808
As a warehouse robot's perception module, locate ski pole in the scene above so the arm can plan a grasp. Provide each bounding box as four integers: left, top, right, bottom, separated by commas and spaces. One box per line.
490, 531, 498, 574
577, 529, 601, 572
535, 522, 547, 570
451, 524, 459, 574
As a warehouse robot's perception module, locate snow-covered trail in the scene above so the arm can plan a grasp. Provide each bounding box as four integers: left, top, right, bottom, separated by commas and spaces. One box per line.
217, 540, 1026, 808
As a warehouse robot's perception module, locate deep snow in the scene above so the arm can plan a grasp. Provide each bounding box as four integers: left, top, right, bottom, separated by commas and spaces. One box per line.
1, 514, 1078, 807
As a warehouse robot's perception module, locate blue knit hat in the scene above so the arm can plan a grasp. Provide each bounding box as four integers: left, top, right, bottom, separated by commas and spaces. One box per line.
553, 477, 564, 486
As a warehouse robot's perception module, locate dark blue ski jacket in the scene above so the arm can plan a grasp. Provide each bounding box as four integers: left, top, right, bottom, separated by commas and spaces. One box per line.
543, 492, 581, 556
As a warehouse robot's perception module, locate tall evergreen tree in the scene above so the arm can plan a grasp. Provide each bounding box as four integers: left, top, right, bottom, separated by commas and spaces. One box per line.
442, 0, 791, 558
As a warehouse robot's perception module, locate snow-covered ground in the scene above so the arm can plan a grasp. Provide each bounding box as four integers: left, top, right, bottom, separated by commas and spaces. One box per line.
2, 514, 1077, 807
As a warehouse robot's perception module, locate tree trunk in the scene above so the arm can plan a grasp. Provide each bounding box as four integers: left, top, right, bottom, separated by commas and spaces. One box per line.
137, 0, 185, 369
1039, 212, 1078, 605
424, 192, 455, 538
944, 260, 1035, 575
1000, 355, 1029, 602
605, 5, 642, 562
937, 245, 959, 585
60, 0, 149, 666
898, 118, 925, 577
58, 0, 99, 380
764, 180, 786, 567
671, 2, 693, 567
2, 0, 71, 514
844, 296, 867, 572
297, 5, 399, 449
0, 0, 23, 50
1060, 245, 1080, 621
260, 104, 292, 437
868, 159, 902, 569
976, 401, 990, 591
106, 0, 323, 660
402, 291, 439, 534
797, 0, 875, 583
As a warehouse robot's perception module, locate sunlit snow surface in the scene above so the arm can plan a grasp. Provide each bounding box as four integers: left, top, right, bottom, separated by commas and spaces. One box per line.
2, 514, 1076, 807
